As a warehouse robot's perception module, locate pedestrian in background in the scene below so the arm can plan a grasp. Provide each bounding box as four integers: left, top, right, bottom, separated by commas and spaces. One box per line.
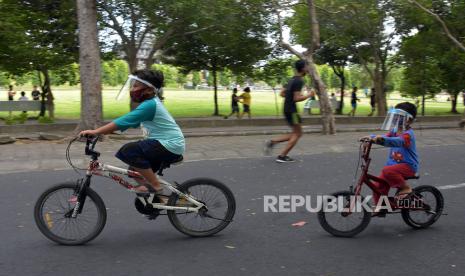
264, 60, 312, 163
239, 87, 252, 119
348, 86, 360, 117
302, 88, 316, 115
7, 85, 16, 101
31, 85, 40, 101
18, 91, 29, 114
368, 88, 376, 116
224, 88, 240, 119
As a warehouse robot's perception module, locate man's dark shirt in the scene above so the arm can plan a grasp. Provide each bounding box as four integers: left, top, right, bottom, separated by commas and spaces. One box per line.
231, 94, 239, 107
284, 76, 304, 113
32, 90, 40, 101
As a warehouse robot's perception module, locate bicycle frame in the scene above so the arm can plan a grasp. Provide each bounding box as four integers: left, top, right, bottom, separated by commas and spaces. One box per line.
352, 140, 425, 211
76, 159, 205, 214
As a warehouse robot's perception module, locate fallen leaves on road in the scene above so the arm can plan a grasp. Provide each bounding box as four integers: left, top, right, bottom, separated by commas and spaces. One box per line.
292, 221, 307, 227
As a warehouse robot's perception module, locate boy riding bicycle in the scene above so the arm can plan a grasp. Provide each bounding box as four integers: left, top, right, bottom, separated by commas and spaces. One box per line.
79, 69, 185, 195
367, 102, 418, 214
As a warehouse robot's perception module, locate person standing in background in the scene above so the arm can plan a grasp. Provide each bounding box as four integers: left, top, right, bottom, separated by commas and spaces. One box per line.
239, 87, 252, 119
368, 88, 376, 116
31, 85, 41, 101
348, 86, 360, 117
7, 85, 16, 101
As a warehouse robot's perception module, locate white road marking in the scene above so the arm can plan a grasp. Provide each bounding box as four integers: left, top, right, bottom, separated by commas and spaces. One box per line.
437, 183, 465, 190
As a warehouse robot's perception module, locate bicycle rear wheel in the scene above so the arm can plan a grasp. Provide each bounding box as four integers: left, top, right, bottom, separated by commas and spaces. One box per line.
167, 178, 236, 237
34, 182, 107, 245
317, 191, 371, 237
401, 185, 444, 229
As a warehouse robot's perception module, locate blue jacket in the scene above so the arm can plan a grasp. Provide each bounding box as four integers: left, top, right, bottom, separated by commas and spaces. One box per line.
381, 128, 419, 172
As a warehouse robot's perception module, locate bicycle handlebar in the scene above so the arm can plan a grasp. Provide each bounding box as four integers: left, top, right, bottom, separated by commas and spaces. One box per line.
84, 135, 101, 158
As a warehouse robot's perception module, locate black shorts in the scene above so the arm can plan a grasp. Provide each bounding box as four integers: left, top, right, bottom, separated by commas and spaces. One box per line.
115, 139, 181, 172
231, 105, 239, 112
284, 112, 302, 126
243, 104, 250, 112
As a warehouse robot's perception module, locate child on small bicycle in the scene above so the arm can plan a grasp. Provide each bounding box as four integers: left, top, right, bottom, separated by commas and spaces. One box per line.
367, 102, 418, 213
79, 69, 185, 195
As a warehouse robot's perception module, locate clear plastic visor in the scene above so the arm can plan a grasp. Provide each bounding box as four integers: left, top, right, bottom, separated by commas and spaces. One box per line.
381, 109, 413, 132
116, 75, 157, 100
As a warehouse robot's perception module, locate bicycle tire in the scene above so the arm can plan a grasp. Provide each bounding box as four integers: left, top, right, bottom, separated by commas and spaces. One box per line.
167, 178, 236, 237
317, 191, 371, 237
34, 182, 107, 245
401, 185, 444, 229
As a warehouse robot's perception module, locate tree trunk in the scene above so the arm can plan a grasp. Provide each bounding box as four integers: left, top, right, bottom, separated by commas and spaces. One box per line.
126, 50, 140, 111
450, 92, 459, 113
37, 70, 46, 117
76, 0, 103, 131
422, 94, 425, 116
41, 69, 55, 119
212, 67, 219, 116
306, 57, 335, 134
306, 0, 335, 134
339, 75, 345, 115
374, 70, 387, 116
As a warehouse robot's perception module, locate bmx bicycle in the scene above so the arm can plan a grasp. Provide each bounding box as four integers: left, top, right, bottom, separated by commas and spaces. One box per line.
34, 136, 236, 245
317, 137, 443, 237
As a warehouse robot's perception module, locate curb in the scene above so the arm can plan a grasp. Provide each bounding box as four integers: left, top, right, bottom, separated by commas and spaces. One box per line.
1, 115, 463, 134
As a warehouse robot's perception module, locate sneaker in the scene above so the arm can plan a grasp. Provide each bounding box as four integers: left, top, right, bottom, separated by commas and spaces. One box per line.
263, 140, 274, 156
276, 155, 295, 163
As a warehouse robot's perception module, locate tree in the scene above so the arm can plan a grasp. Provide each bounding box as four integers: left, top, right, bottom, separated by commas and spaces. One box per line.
0, 0, 78, 118
394, 0, 465, 114
399, 33, 442, 116
98, 0, 211, 109
256, 58, 295, 116
274, 0, 336, 134
164, 0, 271, 116
76, 0, 103, 131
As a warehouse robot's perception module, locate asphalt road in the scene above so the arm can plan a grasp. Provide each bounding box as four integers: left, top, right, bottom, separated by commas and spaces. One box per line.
1, 144, 464, 276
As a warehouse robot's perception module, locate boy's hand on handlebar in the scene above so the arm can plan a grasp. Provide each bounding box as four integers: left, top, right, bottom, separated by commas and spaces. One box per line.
371, 135, 384, 144
78, 129, 98, 137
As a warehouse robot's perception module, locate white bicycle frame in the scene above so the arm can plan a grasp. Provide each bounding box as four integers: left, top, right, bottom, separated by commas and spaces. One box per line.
86, 161, 205, 213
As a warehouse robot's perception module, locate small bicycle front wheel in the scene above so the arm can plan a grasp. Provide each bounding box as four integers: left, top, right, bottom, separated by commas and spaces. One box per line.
34, 182, 107, 245
167, 178, 236, 237
401, 185, 444, 229
317, 191, 371, 237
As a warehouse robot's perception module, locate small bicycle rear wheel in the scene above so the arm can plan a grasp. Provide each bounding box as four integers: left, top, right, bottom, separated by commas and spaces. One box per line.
34, 182, 107, 245
167, 178, 236, 237
401, 185, 444, 229
317, 191, 371, 237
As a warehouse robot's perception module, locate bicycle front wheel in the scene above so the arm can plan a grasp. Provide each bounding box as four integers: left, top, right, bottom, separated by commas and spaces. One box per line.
167, 178, 236, 237
317, 191, 371, 237
34, 182, 107, 245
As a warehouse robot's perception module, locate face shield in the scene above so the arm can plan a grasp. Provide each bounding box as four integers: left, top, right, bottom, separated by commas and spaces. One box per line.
381, 108, 414, 133
116, 75, 159, 101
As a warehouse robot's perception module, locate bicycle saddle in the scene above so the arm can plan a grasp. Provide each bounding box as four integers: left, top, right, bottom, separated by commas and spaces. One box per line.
157, 156, 184, 176
404, 173, 420, 180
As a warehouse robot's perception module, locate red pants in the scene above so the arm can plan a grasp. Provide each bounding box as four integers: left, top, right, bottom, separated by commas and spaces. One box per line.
372, 163, 415, 204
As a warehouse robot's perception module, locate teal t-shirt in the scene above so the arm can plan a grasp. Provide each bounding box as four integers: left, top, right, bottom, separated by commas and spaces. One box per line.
113, 98, 185, 155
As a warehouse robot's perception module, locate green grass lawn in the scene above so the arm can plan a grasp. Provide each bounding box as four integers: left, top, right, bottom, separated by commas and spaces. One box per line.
1, 88, 464, 119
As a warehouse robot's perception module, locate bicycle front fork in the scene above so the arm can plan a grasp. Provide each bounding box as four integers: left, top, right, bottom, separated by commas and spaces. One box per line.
69, 176, 92, 218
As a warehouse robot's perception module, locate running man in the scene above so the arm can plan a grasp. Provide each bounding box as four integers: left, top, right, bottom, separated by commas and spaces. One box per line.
264, 60, 312, 163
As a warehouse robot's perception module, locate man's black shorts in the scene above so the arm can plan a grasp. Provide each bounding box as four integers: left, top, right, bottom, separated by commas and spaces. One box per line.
115, 139, 181, 172
284, 112, 302, 126
243, 104, 250, 112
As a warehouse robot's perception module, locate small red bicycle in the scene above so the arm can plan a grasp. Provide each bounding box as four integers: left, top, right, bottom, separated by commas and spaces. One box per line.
318, 138, 444, 237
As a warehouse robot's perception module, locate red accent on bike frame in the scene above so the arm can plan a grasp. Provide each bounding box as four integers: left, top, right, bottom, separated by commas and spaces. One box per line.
127, 170, 143, 179
352, 140, 422, 212
110, 174, 135, 190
